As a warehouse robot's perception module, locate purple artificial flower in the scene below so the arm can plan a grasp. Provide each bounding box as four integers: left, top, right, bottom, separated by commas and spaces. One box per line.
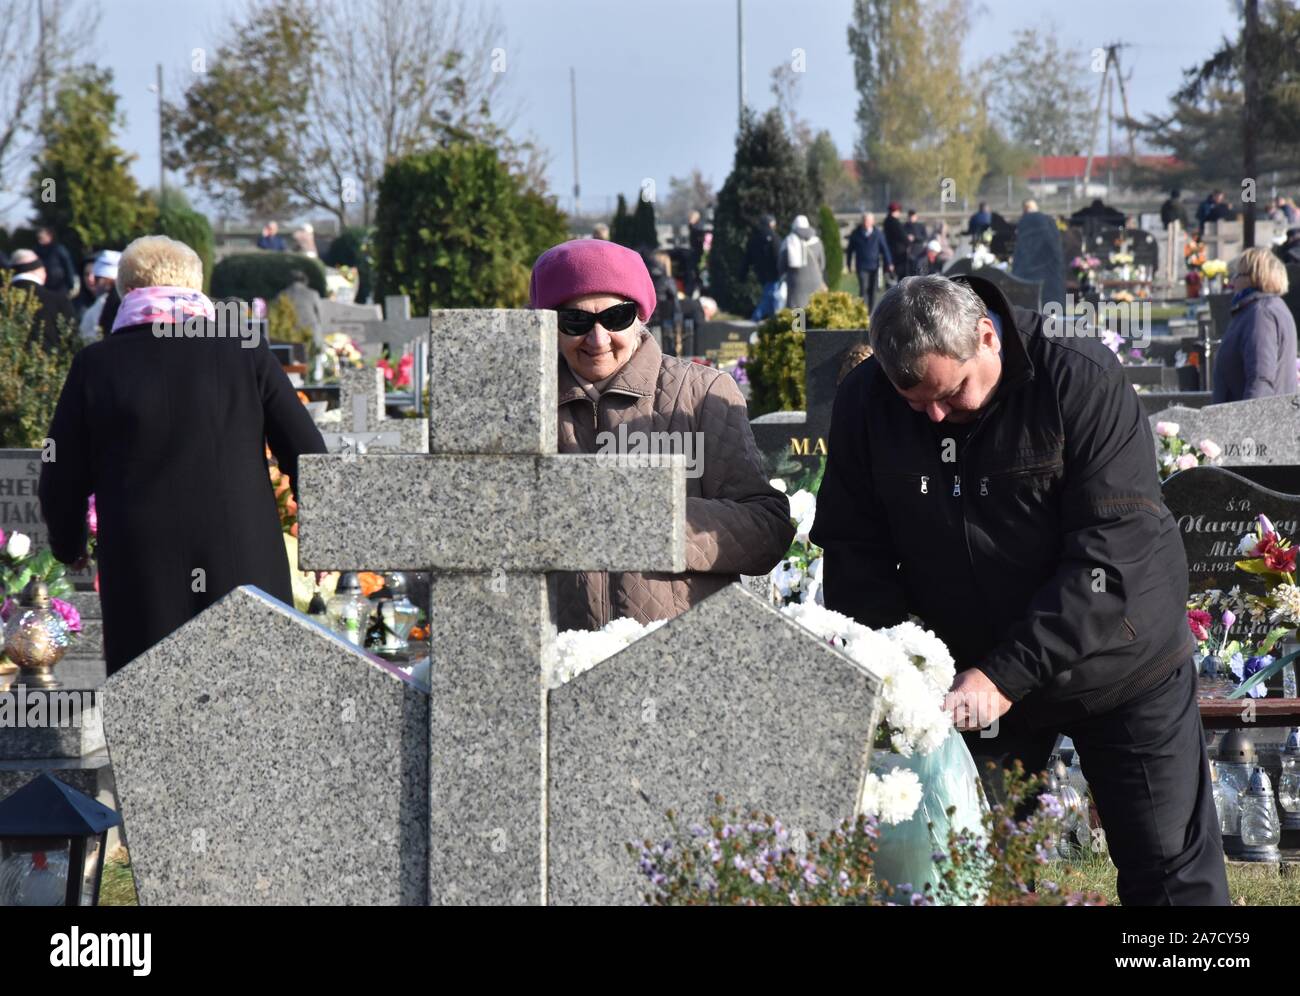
0, 596, 13, 622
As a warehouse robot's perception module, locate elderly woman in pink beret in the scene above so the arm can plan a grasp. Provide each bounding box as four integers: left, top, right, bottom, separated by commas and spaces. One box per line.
531, 239, 793, 631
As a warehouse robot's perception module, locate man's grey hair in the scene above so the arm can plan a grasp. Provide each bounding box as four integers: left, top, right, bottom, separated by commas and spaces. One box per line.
869, 276, 988, 389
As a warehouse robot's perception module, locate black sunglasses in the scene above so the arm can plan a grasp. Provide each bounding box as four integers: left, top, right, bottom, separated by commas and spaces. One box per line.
555, 301, 639, 337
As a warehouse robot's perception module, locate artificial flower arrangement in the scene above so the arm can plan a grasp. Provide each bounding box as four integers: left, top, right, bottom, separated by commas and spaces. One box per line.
1200, 258, 1229, 281
970, 240, 1001, 269
0, 529, 81, 635
1153, 420, 1222, 481
316, 333, 366, 382
1188, 514, 1300, 698
1069, 255, 1101, 282
376, 352, 414, 392
1108, 251, 1134, 268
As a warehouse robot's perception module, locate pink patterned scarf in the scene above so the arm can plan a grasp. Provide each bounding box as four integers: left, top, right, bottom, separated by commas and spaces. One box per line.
111, 285, 216, 333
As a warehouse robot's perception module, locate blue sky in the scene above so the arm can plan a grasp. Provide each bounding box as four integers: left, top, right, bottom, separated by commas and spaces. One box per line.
17, 0, 1243, 223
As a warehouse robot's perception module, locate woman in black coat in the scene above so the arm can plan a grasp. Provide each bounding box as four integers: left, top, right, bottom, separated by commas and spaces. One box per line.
39, 235, 326, 674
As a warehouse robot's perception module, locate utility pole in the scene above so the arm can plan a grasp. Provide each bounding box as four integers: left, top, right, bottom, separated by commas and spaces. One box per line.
737, 0, 746, 126
37, 0, 48, 120
570, 67, 580, 217
1242, 0, 1259, 248
156, 64, 165, 201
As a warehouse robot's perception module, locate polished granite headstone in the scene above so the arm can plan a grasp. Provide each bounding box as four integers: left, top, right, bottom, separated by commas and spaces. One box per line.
749, 329, 869, 480
1163, 466, 1300, 601
943, 258, 1043, 313
1148, 395, 1300, 467
547, 584, 882, 905
104, 586, 429, 905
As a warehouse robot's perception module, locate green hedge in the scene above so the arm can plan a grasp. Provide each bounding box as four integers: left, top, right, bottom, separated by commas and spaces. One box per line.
747, 289, 871, 417
156, 205, 215, 292
373, 142, 568, 313
210, 252, 328, 302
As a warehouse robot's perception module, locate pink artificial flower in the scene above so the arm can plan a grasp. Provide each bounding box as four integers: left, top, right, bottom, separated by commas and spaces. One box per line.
1175, 453, 1199, 471
49, 597, 81, 633
1187, 609, 1212, 642
87, 495, 98, 537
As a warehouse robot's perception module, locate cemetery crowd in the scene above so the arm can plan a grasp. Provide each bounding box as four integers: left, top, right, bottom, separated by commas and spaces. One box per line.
36, 212, 1300, 903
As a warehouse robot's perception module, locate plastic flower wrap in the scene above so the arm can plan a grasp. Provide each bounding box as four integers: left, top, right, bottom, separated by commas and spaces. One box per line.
762, 479, 823, 607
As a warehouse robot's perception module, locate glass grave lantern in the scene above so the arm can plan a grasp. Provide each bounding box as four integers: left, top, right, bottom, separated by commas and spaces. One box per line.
372, 572, 420, 657
1279, 728, 1300, 831
0, 774, 122, 906
1216, 729, 1255, 857
1238, 768, 1282, 862
325, 572, 371, 648
3, 579, 71, 689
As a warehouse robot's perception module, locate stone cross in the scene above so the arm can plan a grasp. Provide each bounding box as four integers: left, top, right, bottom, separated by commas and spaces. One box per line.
314, 366, 428, 456
297, 309, 687, 905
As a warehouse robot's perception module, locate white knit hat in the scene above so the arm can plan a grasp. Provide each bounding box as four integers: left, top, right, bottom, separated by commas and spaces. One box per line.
92, 250, 121, 280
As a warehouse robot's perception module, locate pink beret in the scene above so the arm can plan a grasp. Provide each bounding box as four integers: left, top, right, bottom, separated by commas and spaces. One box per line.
529, 239, 656, 321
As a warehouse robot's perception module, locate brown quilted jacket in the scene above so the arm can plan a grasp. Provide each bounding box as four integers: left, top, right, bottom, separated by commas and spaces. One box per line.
554, 332, 793, 631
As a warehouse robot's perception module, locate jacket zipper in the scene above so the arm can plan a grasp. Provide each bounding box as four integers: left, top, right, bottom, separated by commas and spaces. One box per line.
591, 398, 610, 626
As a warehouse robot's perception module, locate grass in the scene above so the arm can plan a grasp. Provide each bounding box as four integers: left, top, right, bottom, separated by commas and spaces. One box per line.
1045, 853, 1300, 906
97, 844, 1299, 906
99, 846, 139, 906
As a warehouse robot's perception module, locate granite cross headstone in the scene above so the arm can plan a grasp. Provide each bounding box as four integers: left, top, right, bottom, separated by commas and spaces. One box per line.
297, 309, 688, 905
313, 366, 428, 456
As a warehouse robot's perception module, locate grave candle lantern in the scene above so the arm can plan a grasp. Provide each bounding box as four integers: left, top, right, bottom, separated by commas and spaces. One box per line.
1278, 728, 1300, 830
325, 572, 371, 647
1216, 729, 1255, 857
1238, 768, 1282, 861
3, 580, 70, 689
0, 774, 122, 906
372, 572, 419, 657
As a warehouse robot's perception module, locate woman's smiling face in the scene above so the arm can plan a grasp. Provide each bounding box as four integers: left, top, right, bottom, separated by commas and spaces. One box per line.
557, 293, 641, 381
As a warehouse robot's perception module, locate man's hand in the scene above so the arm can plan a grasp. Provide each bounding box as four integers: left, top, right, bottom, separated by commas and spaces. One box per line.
944, 668, 1013, 731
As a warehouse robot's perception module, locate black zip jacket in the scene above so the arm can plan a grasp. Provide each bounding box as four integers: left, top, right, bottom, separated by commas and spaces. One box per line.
810, 275, 1194, 729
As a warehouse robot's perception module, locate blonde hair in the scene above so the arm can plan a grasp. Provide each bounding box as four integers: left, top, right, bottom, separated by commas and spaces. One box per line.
1233, 247, 1289, 295
117, 235, 203, 294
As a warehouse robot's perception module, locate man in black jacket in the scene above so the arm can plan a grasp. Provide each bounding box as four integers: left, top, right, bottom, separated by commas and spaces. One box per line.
812, 274, 1228, 906
7, 248, 76, 351
845, 211, 893, 312
744, 214, 782, 320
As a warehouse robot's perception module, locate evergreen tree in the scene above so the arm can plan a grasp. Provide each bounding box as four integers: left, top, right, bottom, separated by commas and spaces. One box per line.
710, 107, 813, 316
30, 67, 157, 260
631, 191, 658, 249
817, 205, 843, 289
610, 194, 633, 246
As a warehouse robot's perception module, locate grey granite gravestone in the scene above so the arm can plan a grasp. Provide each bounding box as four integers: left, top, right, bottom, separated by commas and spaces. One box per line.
547, 583, 883, 905
1139, 392, 1212, 416
318, 299, 382, 339
0, 450, 94, 589
749, 329, 869, 480
313, 366, 428, 455
692, 320, 753, 364
1148, 395, 1300, 467
297, 308, 688, 905
1011, 211, 1065, 310
103, 586, 429, 905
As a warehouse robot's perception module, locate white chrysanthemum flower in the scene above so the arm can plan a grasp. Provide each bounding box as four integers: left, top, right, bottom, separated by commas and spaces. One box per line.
787, 489, 816, 524
884, 621, 956, 692
860, 768, 923, 825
